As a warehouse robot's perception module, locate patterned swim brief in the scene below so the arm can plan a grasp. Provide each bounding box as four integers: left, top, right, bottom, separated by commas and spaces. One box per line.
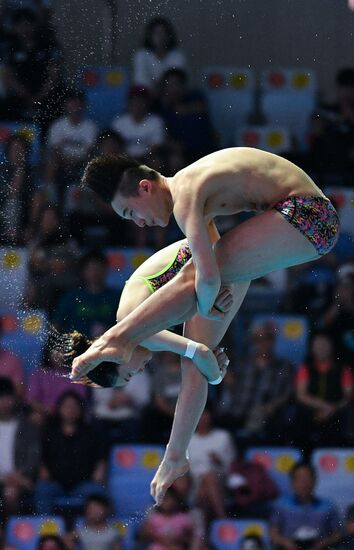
273, 196, 340, 256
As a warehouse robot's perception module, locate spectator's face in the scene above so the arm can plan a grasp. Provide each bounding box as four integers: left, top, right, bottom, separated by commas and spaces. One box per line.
39, 540, 63, 550
58, 396, 82, 423
82, 260, 106, 288
151, 23, 169, 50
65, 98, 85, 118
311, 335, 333, 361
292, 467, 315, 500
85, 501, 108, 524
0, 393, 15, 418
252, 329, 275, 356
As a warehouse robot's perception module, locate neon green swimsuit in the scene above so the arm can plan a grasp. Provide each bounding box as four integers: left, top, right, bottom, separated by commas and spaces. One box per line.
134, 242, 192, 294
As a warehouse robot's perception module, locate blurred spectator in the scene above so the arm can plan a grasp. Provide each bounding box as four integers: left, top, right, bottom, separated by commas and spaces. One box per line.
27, 205, 80, 313
37, 535, 67, 550
308, 68, 354, 185
270, 461, 341, 550
158, 68, 216, 161
188, 404, 236, 521
26, 345, 88, 425
142, 351, 181, 444
323, 273, 354, 365
132, 17, 187, 94
35, 391, 106, 514
226, 450, 278, 519
138, 486, 202, 550
111, 86, 165, 159
215, 322, 294, 444
0, 319, 25, 398
72, 495, 122, 550
0, 134, 36, 245
0, 377, 40, 516
239, 535, 266, 550
45, 89, 97, 204
1, 7, 64, 128
53, 250, 117, 339
92, 369, 151, 445
338, 504, 354, 550
295, 332, 353, 448
93, 130, 125, 157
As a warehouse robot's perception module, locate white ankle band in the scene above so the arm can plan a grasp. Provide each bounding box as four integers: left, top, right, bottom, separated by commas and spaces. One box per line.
209, 375, 223, 385
184, 340, 198, 359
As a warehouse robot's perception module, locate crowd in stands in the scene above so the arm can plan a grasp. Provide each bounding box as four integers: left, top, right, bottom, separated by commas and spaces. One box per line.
0, 4, 353, 549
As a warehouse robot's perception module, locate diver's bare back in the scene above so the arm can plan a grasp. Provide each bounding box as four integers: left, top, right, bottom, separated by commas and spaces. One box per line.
171, 147, 326, 225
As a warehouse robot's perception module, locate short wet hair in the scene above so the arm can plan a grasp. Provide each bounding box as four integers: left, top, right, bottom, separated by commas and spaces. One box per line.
81, 154, 159, 203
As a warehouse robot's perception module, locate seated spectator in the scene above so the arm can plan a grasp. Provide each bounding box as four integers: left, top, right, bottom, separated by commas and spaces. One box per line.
0, 134, 36, 245
308, 67, 354, 185
226, 450, 278, 519
1, 8, 64, 128
270, 462, 341, 550
0, 319, 25, 398
111, 86, 165, 160
158, 68, 217, 161
35, 391, 106, 514
323, 273, 354, 365
138, 486, 202, 550
37, 535, 68, 550
53, 250, 117, 339
338, 504, 354, 550
188, 404, 236, 521
0, 377, 40, 516
27, 205, 80, 313
26, 343, 88, 425
72, 495, 122, 550
92, 368, 150, 445
215, 322, 294, 444
132, 17, 187, 95
45, 89, 97, 205
295, 332, 353, 448
142, 351, 181, 444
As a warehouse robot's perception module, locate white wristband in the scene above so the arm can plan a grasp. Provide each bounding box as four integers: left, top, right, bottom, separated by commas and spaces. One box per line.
209, 375, 223, 385
184, 340, 198, 359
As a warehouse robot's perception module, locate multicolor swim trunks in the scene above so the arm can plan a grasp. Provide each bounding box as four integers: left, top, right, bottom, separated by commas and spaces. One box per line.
273, 196, 340, 256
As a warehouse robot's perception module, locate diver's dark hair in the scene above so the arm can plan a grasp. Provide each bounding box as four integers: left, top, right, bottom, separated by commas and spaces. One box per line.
65, 331, 120, 388
143, 17, 178, 51
81, 154, 159, 203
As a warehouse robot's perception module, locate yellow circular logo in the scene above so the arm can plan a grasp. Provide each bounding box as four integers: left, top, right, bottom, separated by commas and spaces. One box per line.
266, 131, 284, 148
132, 253, 150, 269
22, 314, 42, 334
39, 521, 60, 536
350, 196, 354, 209
106, 71, 123, 86
292, 73, 310, 89
18, 127, 35, 142
345, 455, 354, 472
244, 524, 263, 537
275, 454, 295, 473
2, 251, 21, 269
230, 73, 248, 89
142, 450, 161, 469
113, 521, 127, 536
283, 320, 303, 339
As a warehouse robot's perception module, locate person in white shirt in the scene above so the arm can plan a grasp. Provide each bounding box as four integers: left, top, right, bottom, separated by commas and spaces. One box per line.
188, 404, 236, 520
132, 17, 187, 95
111, 86, 165, 159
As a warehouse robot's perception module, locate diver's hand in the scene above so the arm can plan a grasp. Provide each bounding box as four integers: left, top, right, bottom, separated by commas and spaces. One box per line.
193, 344, 230, 384
150, 455, 189, 507
214, 286, 234, 313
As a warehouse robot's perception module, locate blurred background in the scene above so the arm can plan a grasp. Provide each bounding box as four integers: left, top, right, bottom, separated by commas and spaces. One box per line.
0, 0, 353, 549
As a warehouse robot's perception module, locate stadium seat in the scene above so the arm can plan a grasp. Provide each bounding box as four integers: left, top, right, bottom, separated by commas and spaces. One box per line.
260, 68, 316, 149
74, 517, 138, 550
312, 448, 354, 516
5, 516, 65, 550
79, 66, 130, 127
104, 247, 153, 290
109, 445, 164, 519
202, 67, 256, 147
0, 248, 29, 308
210, 519, 270, 550
0, 307, 47, 374
249, 314, 309, 364
0, 122, 41, 165
245, 447, 302, 495
236, 125, 291, 154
